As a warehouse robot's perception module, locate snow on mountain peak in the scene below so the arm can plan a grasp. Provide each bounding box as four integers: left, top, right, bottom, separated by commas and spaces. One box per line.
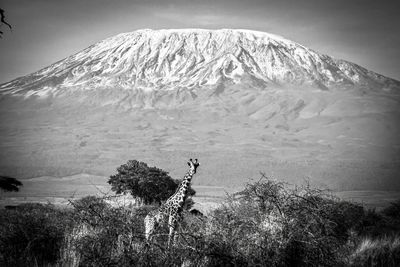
1, 29, 399, 97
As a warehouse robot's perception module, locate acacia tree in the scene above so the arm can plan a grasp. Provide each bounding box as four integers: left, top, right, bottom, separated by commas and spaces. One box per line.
0, 176, 22, 192
108, 160, 195, 205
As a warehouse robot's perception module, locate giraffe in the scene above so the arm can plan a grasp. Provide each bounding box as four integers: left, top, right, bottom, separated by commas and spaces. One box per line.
144, 158, 200, 247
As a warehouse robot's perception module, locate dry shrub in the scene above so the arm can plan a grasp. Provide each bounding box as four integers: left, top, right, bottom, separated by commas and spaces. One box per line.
198, 175, 365, 266
62, 196, 151, 266
350, 235, 400, 267
0, 203, 72, 266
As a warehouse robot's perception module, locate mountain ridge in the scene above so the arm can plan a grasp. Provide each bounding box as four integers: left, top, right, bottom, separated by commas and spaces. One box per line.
1, 29, 399, 99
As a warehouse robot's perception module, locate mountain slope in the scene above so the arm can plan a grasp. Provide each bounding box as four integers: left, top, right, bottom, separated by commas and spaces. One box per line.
0, 29, 399, 192
1, 29, 399, 99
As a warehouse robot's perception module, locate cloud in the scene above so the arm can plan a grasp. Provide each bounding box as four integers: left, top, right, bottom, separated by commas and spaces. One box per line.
151, 9, 236, 27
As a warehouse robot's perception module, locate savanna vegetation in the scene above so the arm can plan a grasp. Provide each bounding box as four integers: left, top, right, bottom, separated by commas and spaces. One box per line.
0, 161, 399, 266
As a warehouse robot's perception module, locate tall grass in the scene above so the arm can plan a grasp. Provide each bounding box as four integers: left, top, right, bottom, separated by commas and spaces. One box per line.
350, 235, 400, 267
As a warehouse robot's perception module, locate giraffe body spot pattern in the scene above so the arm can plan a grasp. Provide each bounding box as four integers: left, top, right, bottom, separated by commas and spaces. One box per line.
144, 159, 200, 247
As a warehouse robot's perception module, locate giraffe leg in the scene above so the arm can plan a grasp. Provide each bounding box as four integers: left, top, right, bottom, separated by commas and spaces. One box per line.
173, 213, 183, 245
144, 214, 156, 241
167, 215, 177, 248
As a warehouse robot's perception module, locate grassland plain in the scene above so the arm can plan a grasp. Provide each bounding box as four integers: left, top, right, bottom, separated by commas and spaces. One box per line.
1, 173, 400, 213
1, 88, 400, 192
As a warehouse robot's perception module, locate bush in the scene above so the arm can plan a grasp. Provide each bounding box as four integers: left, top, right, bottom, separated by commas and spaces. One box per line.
196, 176, 364, 266
382, 200, 400, 219
0, 203, 72, 266
0, 176, 22, 192
63, 196, 157, 266
356, 204, 400, 238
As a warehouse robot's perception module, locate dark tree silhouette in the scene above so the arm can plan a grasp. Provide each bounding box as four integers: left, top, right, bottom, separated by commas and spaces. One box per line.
0, 176, 23, 192
0, 8, 12, 38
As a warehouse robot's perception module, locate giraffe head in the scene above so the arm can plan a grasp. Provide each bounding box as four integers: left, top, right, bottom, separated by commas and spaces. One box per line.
187, 158, 200, 174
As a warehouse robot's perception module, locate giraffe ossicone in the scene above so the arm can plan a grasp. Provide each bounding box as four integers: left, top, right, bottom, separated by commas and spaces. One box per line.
144, 158, 200, 247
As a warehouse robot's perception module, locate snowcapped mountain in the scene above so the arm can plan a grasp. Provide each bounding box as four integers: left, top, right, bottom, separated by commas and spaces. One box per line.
1, 29, 399, 98
0, 29, 400, 192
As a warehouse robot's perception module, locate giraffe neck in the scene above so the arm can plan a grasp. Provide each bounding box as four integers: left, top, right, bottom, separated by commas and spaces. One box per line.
164, 169, 194, 208
176, 170, 194, 197
157, 169, 195, 215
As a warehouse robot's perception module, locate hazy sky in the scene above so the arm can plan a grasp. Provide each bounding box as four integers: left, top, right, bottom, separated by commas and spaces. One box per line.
0, 0, 399, 83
